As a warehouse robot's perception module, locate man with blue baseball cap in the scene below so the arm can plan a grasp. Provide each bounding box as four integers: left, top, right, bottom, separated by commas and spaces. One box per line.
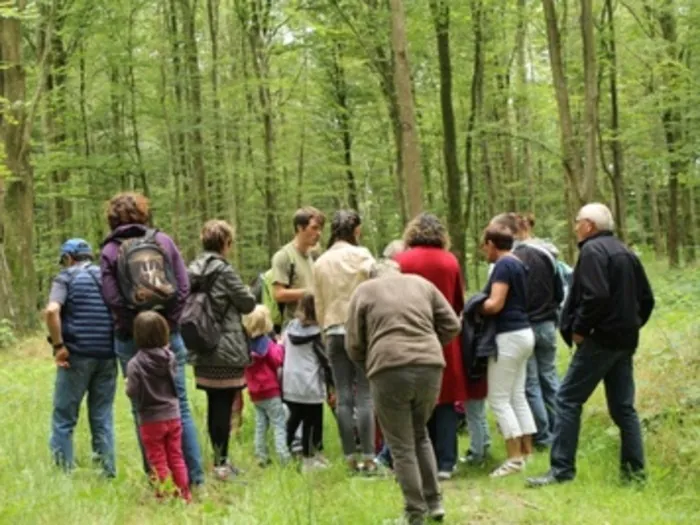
45, 238, 117, 477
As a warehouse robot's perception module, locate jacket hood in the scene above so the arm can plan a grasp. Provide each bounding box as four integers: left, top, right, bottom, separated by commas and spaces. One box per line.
101, 224, 150, 247
137, 347, 174, 377
188, 252, 226, 290
249, 335, 271, 358
286, 319, 321, 345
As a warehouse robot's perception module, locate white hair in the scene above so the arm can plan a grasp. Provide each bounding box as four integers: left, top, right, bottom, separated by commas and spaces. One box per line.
369, 259, 400, 279
577, 203, 615, 231
382, 239, 406, 259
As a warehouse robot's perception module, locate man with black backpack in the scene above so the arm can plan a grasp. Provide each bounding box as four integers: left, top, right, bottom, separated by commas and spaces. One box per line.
99, 192, 204, 486
45, 239, 117, 478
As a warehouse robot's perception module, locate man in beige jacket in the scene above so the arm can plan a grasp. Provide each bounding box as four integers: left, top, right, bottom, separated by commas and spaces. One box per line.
346, 259, 461, 525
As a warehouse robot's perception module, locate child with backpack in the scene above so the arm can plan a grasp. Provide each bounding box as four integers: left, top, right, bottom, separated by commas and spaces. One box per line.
282, 294, 334, 472
242, 305, 291, 467
125, 311, 191, 502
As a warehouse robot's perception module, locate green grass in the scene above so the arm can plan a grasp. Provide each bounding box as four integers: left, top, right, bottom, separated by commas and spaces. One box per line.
1, 259, 700, 524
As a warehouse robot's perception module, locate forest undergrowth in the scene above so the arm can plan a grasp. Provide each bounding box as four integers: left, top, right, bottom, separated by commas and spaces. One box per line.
0, 259, 699, 524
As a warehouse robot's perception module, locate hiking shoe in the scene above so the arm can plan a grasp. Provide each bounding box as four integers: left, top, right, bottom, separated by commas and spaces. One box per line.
437, 471, 452, 481
428, 504, 446, 522
213, 462, 243, 481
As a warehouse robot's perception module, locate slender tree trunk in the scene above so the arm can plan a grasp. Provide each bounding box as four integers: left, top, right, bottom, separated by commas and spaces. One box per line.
0, 2, 38, 327
580, 0, 598, 202
430, 0, 464, 273
657, 2, 684, 267
207, 0, 225, 215
179, 0, 208, 222
515, 0, 533, 212
541, 0, 585, 205
389, 0, 423, 219
464, 0, 485, 240
602, 0, 625, 240
127, 10, 148, 197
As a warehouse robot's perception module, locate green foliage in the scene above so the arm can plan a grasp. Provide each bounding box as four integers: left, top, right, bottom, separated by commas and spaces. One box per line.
0, 318, 16, 349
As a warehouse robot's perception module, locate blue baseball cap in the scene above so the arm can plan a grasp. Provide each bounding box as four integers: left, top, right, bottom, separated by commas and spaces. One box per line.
59, 238, 93, 263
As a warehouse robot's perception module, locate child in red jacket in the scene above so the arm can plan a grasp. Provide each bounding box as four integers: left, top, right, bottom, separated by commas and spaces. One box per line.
243, 305, 291, 467
126, 311, 190, 502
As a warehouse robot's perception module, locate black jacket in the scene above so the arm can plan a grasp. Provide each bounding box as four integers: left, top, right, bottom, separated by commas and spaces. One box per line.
513, 242, 563, 323
462, 292, 498, 382
560, 232, 655, 350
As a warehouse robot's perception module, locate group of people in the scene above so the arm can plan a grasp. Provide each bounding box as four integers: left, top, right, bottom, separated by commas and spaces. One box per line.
45, 192, 655, 524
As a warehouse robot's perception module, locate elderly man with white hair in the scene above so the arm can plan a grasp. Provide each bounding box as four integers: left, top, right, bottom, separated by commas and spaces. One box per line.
527, 202, 655, 488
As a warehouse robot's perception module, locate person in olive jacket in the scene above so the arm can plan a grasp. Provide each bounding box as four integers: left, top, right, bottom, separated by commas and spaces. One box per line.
187, 220, 256, 481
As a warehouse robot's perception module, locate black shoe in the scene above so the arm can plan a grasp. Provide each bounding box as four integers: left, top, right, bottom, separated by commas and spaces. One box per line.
526, 472, 566, 488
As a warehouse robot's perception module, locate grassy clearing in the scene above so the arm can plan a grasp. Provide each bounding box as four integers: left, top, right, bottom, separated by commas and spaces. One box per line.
1, 260, 699, 524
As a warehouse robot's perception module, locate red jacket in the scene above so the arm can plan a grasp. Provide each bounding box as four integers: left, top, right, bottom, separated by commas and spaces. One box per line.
244, 336, 284, 403
395, 246, 486, 403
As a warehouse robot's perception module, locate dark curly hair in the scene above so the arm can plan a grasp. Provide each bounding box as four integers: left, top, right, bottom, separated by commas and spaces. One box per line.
327, 209, 362, 249
106, 192, 151, 230
402, 213, 450, 250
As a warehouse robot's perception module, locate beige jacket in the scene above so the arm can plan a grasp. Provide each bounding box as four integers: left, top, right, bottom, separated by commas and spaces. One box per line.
345, 274, 461, 379
313, 242, 375, 330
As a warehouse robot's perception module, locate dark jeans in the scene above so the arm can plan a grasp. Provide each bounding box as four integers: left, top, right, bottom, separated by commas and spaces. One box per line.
115, 333, 204, 485
550, 339, 645, 481
50, 355, 117, 477
286, 402, 323, 457
205, 388, 239, 466
525, 321, 560, 446
427, 403, 458, 473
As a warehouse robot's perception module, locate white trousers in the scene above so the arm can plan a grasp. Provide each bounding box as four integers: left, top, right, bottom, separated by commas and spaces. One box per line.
487, 328, 537, 440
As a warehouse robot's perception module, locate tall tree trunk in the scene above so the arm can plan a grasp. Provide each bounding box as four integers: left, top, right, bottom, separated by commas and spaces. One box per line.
330, 44, 358, 210
656, 1, 684, 268
127, 10, 148, 197
602, 0, 625, 240
541, 0, 586, 205
464, 0, 485, 241
389, 0, 423, 219
580, 0, 598, 203
0, 2, 38, 328
179, 0, 208, 222
207, 0, 226, 215
515, 0, 533, 212
430, 0, 464, 273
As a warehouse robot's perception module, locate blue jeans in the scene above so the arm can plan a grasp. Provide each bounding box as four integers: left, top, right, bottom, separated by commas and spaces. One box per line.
254, 396, 291, 463
464, 399, 491, 457
525, 321, 560, 446
427, 403, 458, 472
50, 354, 117, 477
115, 332, 204, 485
550, 339, 645, 481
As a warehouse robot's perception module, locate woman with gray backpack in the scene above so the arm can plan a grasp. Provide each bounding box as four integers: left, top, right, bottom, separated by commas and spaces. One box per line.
183, 219, 256, 481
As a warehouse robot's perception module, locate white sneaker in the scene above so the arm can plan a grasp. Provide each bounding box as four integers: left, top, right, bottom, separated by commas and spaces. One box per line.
301, 457, 329, 473
437, 471, 452, 481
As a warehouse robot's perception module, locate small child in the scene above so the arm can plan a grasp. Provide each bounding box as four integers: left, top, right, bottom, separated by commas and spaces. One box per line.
126, 311, 190, 502
282, 294, 334, 472
242, 305, 291, 467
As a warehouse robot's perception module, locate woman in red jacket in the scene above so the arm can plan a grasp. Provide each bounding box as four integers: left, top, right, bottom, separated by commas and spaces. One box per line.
394, 213, 473, 480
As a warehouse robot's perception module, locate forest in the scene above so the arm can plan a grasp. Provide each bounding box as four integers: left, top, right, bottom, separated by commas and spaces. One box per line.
1, 0, 699, 332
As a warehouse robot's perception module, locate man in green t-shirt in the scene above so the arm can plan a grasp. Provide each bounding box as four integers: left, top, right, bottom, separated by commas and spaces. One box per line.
271, 206, 326, 328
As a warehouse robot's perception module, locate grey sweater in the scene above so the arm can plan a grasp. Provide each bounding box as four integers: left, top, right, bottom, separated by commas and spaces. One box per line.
346, 274, 461, 379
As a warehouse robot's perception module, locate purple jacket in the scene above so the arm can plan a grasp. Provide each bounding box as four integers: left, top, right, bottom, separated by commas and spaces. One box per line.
100, 224, 189, 338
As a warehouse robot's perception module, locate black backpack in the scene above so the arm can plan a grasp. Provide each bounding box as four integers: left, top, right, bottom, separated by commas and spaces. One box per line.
181, 259, 226, 354
115, 228, 178, 312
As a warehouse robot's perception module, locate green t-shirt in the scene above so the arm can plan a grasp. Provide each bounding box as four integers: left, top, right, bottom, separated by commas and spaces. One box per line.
270, 242, 314, 325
